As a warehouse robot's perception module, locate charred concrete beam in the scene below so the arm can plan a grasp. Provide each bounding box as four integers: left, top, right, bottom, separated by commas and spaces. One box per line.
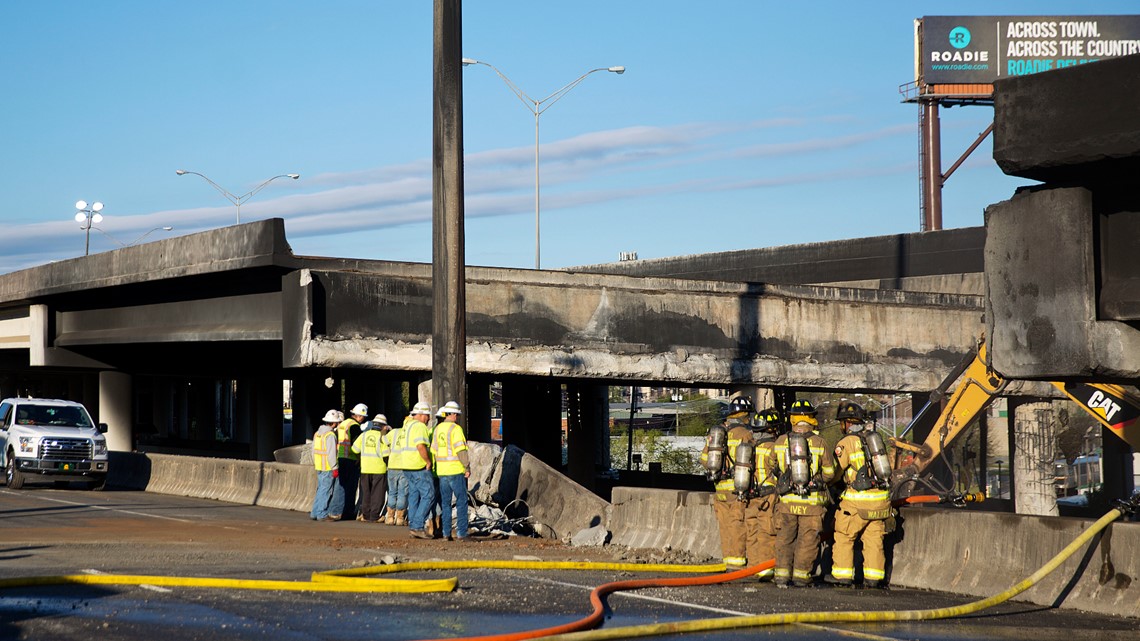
284, 266, 983, 391
993, 53, 1140, 184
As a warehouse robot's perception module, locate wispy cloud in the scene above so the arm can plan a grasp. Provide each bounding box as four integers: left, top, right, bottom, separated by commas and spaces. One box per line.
2, 117, 917, 269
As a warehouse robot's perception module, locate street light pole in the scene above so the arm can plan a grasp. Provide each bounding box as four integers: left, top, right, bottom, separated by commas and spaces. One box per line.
462, 58, 624, 269
74, 200, 104, 256
94, 226, 175, 248
175, 170, 300, 224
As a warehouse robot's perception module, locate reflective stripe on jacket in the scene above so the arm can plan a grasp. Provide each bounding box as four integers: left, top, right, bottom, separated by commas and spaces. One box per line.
336, 419, 360, 460
771, 432, 835, 506
352, 430, 388, 474
390, 420, 430, 470
835, 433, 891, 509
312, 428, 337, 472
431, 421, 468, 476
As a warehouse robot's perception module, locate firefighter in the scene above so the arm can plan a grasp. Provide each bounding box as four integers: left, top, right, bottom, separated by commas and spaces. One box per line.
768, 398, 836, 588
700, 394, 755, 569
826, 400, 893, 588
744, 407, 786, 581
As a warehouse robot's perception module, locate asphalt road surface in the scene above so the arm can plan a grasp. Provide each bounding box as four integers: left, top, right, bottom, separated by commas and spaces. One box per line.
1, 486, 1137, 641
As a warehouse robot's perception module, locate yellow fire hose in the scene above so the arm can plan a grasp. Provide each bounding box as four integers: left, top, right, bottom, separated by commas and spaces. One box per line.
0, 498, 1133, 640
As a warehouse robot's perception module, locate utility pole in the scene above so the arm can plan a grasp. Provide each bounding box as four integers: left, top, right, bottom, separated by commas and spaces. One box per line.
431, 0, 467, 413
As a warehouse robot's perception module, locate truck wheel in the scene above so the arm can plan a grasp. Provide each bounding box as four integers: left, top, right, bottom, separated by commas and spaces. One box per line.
86, 476, 106, 491
5, 453, 25, 490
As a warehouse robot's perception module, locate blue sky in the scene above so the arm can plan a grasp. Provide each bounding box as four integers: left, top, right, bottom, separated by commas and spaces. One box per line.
1, 1, 1134, 272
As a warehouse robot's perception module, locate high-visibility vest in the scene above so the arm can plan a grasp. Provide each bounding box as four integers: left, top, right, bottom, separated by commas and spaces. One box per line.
390, 420, 430, 470
336, 419, 360, 460
352, 430, 388, 474
431, 421, 468, 476
312, 428, 337, 472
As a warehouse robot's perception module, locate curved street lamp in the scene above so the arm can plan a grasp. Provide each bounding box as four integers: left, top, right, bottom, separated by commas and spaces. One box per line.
176, 170, 300, 224
74, 200, 104, 256
462, 58, 624, 269
95, 225, 174, 248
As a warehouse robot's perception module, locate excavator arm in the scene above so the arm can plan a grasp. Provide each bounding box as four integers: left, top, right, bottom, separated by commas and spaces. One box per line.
889, 335, 1140, 496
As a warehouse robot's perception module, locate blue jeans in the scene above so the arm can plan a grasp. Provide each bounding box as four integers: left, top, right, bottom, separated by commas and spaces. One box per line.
328, 470, 346, 518
438, 473, 469, 539
387, 469, 408, 510
310, 470, 335, 520
406, 469, 436, 532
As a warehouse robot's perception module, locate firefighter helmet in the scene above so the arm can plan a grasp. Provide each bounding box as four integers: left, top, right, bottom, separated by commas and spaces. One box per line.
835, 400, 865, 423
789, 399, 817, 416
753, 407, 785, 434
727, 395, 754, 418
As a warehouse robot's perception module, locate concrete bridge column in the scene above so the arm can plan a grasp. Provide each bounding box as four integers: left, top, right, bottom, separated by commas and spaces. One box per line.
250, 378, 282, 461
565, 382, 609, 491
1011, 399, 1059, 517
98, 371, 132, 452
501, 377, 562, 469
466, 376, 493, 443
291, 374, 340, 440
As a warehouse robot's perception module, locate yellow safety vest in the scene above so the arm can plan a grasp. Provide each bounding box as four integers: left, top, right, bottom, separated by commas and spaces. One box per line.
352, 430, 388, 474
312, 429, 337, 472
335, 419, 360, 460
431, 421, 468, 476
390, 420, 430, 470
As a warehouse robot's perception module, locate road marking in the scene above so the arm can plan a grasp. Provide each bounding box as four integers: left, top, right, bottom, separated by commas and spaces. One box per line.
82, 569, 174, 593
0, 490, 191, 523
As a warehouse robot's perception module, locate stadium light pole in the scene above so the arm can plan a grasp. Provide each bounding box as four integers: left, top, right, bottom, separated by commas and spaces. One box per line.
175, 170, 300, 224
74, 200, 104, 256
462, 58, 624, 269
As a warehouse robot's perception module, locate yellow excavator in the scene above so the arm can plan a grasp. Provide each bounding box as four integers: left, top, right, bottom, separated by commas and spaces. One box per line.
888, 334, 1140, 500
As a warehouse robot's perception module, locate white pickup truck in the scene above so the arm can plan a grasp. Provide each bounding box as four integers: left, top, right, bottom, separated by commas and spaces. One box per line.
0, 397, 109, 490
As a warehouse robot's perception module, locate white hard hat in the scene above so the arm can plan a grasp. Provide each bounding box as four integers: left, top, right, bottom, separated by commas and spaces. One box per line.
412, 401, 432, 415
440, 401, 461, 415
322, 409, 341, 423
351, 403, 369, 417
372, 413, 388, 426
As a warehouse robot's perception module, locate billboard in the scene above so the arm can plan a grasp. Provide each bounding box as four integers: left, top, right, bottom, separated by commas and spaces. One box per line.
920, 15, 1140, 84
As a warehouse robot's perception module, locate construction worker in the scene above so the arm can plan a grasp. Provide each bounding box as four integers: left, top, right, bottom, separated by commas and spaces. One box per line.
826, 400, 893, 589
383, 413, 409, 526
400, 402, 435, 539
431, 400, 472, 541
309, 410, 342, 521
331, 403, 366, 521
768, 398, 837, 588
744, 407, 786, 581
700, 394, 755, 570
351, 412, 389, 523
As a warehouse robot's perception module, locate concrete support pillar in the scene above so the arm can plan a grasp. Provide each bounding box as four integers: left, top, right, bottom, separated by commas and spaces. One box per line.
99, 371, 132, 452
502, 377, 562, 468
565, 383, 609, 491
467, 376, 493, 442
1011, 399, 1059, 516
292, 375, 339, 440
252, 378, 282, 461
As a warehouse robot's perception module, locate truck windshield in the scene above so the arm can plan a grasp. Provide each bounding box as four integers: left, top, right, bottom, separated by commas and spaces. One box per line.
16, 405, 93, 429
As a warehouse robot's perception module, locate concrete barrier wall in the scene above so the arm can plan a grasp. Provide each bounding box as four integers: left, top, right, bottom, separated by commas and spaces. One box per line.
110, 452, 314, 513
609, 487, 720, 559
891, 508, 1140, 618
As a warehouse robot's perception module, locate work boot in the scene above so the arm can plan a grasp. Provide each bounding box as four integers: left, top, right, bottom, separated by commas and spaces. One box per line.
774, 578, 790, 589
394, 509, 408, 526
824, 574, 853, 587
863, 579, 887, 590
791, 578, 812, 588
410, 529, 430, 539
383, 509, 396, 525
424, 517, 437, 539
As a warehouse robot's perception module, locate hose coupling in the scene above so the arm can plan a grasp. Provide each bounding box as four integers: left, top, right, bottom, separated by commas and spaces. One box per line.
1112, 493, 1140, 516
